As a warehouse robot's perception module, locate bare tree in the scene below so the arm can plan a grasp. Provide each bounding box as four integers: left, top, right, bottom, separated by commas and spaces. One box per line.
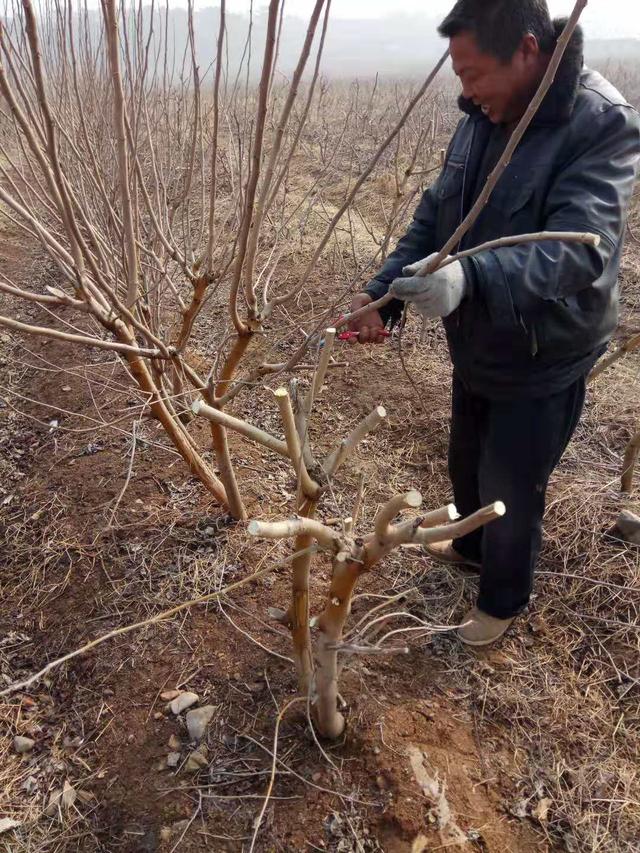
0, 0, 446, 522
193, 328, 504, 736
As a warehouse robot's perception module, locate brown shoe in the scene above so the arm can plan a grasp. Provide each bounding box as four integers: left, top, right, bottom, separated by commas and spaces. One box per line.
423, 539, 481, 570
457, 606, 515, 647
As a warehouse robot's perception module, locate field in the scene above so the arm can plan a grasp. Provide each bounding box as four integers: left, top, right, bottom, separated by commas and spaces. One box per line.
1, 4, 640, 852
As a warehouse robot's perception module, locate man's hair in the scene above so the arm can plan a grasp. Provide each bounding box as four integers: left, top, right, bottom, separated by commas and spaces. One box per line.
438, 0, 555, 62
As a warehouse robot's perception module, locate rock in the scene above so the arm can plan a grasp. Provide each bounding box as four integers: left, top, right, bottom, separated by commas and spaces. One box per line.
169, 692, 199, 715
532, 797, 552, 822
161, 819, 190, 840
14, 736, 35, 754
0, 818, 21, 834
613, 510, 640, 545
168, 734, 181, 750
22, 776, 38, 794
509, 798, 529, 819
183, 750, 208, 773
186, 705, 216, 741
160, 690, 180, 701
166, 752, 181, 768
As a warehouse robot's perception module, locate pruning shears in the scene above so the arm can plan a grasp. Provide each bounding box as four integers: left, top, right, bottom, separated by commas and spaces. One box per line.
318, 314, 391, 347
336, 329, 391, 342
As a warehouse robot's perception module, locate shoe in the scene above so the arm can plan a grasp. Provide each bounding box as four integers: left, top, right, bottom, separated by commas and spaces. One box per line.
457, 606, 515, 647
423, 540, 481, 571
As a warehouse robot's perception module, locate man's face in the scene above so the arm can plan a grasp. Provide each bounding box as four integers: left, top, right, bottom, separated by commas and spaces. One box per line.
450, 32, 542, 124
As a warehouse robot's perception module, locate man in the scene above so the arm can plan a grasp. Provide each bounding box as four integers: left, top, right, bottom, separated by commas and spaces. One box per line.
349, 0, 640, 646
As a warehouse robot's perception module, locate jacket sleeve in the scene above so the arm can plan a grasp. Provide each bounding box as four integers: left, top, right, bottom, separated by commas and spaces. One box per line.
363, 172, 442, 323
462, 104, 640, 330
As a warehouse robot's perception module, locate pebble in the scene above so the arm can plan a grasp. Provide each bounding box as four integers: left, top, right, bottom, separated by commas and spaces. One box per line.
183, 750, 208, 773
186, 705, 216, 741
170, 692, 199, 715
22, 776, 38, 794
166, 752, 181, 768
162, 689, 180, 704
153, 712, 164, 721
168, 734, 181, 750
14, 736, 35, 754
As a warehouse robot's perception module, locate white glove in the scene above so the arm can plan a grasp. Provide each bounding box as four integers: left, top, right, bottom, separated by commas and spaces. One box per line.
390, 253, 467, 318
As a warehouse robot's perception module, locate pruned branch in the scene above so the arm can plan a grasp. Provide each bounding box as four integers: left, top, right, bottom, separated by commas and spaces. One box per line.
345, 230, 602, 328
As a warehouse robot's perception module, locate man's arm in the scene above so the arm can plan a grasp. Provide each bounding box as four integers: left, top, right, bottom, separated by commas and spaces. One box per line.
462, 104, 640, 331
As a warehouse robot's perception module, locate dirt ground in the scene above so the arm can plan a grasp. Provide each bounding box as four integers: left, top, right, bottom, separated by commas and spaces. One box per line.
1, 184, 639, 852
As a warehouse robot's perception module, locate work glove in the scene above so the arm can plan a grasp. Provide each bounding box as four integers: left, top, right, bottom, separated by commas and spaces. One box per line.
390, 253, 467, 319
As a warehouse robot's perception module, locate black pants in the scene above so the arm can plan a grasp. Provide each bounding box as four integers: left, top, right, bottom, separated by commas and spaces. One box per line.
448, 375, 586, 619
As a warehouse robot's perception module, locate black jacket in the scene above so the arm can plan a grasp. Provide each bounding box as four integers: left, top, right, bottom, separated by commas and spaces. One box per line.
364, 22, 640, 398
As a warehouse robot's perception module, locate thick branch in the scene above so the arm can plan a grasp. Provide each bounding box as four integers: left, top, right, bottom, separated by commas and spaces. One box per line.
274, 387, 322, 499
373, 490, 422, 540
323, 405, 387, 476
192, 399, 289, 458
247, 517, 340, 550
0, 313, 167, 358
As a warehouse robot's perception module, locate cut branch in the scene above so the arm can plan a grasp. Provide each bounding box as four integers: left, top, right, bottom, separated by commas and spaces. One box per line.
274, 387, 322, 500
323, 405, 387, 476
345, 230, 602, 328
192, 399, 289, 458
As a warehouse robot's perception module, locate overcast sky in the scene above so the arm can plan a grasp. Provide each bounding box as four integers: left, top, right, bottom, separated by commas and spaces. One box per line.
189, 0, 639, 38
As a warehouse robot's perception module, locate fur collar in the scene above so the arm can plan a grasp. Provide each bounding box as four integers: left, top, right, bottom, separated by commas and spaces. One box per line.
458, 18, 584, 125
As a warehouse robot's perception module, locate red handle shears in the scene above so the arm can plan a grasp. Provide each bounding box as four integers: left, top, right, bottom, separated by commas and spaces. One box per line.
334, 314, 390, 342
337, 329, 390, 341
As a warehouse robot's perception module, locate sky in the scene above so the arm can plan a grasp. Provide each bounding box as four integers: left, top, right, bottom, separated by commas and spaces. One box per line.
191, 0, 640, 38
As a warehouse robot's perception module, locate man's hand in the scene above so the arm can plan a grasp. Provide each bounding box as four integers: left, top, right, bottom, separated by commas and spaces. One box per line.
347, 292, 387, 344
390, 253, 467, 319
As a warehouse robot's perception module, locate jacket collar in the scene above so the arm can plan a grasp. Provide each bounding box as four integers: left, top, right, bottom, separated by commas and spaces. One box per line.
458, 18, 584, 126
